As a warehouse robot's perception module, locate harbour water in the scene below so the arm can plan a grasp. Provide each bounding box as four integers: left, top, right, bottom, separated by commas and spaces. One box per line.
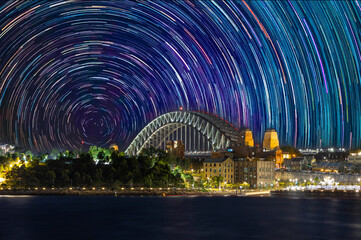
0, 195, 360, 240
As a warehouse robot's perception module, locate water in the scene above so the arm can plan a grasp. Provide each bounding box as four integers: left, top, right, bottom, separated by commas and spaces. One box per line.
0, 196, 361, 240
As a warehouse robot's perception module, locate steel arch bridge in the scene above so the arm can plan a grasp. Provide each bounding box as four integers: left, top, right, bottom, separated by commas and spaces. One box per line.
125, 111, 243, 156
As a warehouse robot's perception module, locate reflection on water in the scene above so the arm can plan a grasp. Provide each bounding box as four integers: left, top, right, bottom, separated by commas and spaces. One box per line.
0, 196, 360, 240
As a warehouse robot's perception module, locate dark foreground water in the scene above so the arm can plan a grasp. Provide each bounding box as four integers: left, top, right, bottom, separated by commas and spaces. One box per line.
0, 196, 361, 240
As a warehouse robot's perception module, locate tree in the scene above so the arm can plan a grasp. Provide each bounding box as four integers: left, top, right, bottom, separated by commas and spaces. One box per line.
60, 169, 71, 186
94, 168, 103, 182
150, 160, 172, 187
73, 172, 81, 186
314, 177, 319, 184
23, 150, 32, 160
89, 146, 100, 161
97, 151, 105, 163
241, 182, 250, 189
211, 175, 224, 188
41, 153, 49, 161
19, 153, 26, 162
280, 146, 301, 157
180, 158, 191, 170
49, 149, 59, 159
28, 176, 40, 188
46, 170, 56, 187
11, 153, 19, 160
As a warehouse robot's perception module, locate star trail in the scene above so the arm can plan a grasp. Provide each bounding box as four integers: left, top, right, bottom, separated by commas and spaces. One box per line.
1, 0, 361, 153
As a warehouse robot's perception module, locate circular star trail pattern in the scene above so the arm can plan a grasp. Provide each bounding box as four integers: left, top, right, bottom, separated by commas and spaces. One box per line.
1, 0, 361, 153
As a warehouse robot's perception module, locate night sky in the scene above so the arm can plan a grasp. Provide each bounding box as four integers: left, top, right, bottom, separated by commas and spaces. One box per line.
1, 1, 361, 153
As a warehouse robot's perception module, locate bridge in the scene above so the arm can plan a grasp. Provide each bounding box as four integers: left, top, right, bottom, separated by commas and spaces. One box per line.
125, 111, 244, 156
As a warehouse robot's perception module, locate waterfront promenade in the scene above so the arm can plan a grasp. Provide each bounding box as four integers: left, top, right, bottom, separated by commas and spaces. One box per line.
0, 187, 270, 197
276, 170, 361, 184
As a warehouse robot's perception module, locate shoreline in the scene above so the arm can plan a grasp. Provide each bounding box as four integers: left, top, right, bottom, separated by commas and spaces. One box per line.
0, 188, 270, 197
271, 189, 361, 199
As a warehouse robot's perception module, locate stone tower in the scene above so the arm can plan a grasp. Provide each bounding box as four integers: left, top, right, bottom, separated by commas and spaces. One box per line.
263, 129, 279, 150
240, 129, 254, 147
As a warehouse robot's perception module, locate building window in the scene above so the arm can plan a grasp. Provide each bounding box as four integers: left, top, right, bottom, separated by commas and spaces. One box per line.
214, 163, 216, 167
219, 168, 221, 172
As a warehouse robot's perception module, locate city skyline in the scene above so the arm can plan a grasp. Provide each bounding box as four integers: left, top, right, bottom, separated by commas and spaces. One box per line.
1, 1, 361, 152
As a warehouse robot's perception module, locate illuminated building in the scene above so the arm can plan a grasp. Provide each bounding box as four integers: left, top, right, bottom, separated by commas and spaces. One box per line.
228, 145, 283, 169
263, 129, 279, 150
282, 152, 291, 160
314, 149, 347, 163
348, 151, 361, 163
166, 140, 185, 159
283, 157, 308, 171
203, 157, 276, 187
240, 129, 254, 147
203, 157, 234, 184
234, 158, 275, 188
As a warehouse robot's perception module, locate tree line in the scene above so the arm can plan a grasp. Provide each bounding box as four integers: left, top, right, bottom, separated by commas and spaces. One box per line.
0, 146, 196, 189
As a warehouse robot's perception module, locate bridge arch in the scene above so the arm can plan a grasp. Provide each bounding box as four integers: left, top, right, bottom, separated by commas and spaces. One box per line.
125, 111, 242, 156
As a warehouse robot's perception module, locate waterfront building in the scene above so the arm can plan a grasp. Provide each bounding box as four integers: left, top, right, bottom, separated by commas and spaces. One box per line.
203, 157, 234, 184
259, 148, 283, 169
312, 161, 352, 173
314, 148, 348, 163
203, 157, 276, 187
275, 170, 361, 185
234, 158, 275, 188
210, 129, 283, 169
225, 145, 283, 169
312, 161, 338, 172
348, 151, 361, 163
283, 157, 308, 171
